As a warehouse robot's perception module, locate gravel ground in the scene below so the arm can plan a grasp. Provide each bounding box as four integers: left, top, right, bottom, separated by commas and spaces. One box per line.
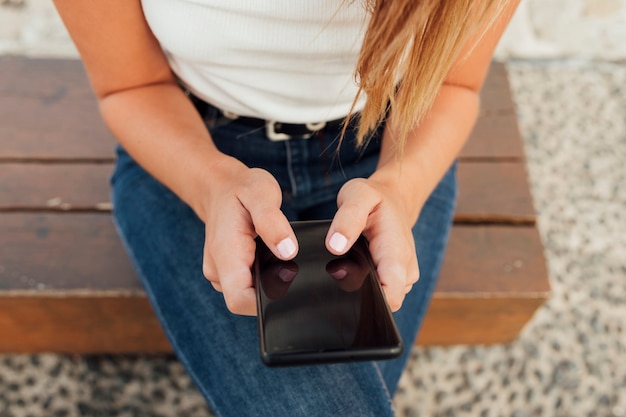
1, 60, 625, 417
393, 60, 626, 417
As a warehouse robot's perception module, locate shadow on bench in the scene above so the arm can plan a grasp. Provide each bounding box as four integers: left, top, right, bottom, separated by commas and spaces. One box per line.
0, 57, 550, 353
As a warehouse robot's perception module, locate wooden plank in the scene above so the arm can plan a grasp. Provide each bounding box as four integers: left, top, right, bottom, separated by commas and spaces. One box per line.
461, 113, 525, 160
437, 226, 550, 294
416, 297, 546, 345
479, 63, 516, 115
0, 161, 535, 225
0, 215, 548, 351
0, 213, 139, 292
1, 215, 548, 295
0, 97, 517, 161
0, 96, 116, 160
480, 88, 516, 116
0, 57, 113, 160
0, 163, 113, 210
456, 162, 536, 224
0, 56, 94, 98
481, 61, 509, 91
0, 297, 171, 353
0, 57, 514, 161
0, 292, 546, 353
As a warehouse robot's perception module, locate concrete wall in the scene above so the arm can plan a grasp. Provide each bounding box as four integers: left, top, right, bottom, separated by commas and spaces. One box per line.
0, 0, 77, 57
1, 0, 626, 60
495, 0, 626, 60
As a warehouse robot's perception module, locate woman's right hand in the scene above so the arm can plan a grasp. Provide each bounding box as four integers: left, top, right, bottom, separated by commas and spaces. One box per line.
199, 156, 298, 316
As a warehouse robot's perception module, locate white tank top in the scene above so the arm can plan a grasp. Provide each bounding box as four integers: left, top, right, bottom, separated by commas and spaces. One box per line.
141, 0, 369, 123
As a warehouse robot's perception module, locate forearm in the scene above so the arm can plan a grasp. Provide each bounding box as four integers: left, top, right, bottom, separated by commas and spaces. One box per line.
372, 83, 480, 222
99, 82, 233, 220
369, 0, 520, 224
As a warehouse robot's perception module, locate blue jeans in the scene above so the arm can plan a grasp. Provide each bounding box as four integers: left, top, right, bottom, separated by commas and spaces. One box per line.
110, 110, 457, 417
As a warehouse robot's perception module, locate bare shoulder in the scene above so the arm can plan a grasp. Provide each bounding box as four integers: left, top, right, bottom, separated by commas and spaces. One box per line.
53, 0, 174, 98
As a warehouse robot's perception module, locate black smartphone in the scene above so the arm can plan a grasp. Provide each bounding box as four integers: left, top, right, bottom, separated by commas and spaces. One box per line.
254, 219, 403, 367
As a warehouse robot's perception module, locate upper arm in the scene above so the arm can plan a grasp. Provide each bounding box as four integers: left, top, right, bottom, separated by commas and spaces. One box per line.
443, 0, 520, 92
53, 0, 175, 99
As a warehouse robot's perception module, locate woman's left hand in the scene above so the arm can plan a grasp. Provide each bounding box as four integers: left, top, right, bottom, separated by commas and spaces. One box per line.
326, 177, 420, 311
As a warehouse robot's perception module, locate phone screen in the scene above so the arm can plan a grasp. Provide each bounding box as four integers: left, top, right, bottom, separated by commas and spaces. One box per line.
254, 220, 403, 367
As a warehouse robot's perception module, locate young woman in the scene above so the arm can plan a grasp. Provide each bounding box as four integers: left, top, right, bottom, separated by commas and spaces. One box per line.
52, 1, 518, 415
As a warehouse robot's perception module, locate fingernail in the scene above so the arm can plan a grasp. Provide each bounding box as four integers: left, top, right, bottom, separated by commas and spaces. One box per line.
277, 238, 296, 259
329, 233, 348, 253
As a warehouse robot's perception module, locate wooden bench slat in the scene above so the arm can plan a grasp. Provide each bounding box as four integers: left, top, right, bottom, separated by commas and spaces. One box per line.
0, 297, 171, 354
0, 293, 547, 353
0, 163, 112, 210
416, 296, 546, 346
439, 225, 550, 294
0, 101, 524, 160
460, 113, 525, 160
0, 213, 547, 297
480, 61, 510, 90
0, 161, 536, 225
478, 61, 516, 115
0, 111, 523, 163
0, 57, 515, 161
0, 213, 139, 292
456, 162, 536, 224
0, 216, 547, 352
0, 97, 519, 161
0, 56, 94, 98
479, 89, 516, 115
0, 96, 115, 160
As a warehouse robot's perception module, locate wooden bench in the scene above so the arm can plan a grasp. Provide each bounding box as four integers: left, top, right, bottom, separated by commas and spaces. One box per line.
0, 56, 550, 353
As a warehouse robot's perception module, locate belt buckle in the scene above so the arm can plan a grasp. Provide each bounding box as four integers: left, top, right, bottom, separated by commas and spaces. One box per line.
266, 121, 292, 142
265, 120, 327, 142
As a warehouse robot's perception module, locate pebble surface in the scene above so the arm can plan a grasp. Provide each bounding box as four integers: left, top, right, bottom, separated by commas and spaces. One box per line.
393, 61, 626, 417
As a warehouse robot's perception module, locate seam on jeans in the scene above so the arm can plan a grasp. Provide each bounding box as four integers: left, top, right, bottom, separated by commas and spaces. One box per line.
373, 362, 395, 411
285, 141, 298, 196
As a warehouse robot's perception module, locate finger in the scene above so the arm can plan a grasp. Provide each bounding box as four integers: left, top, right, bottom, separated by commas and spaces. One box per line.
238, 170, 298, 260
367, 230, 416, 311
369, 216, 419, 311
254, 208, 297, 260
377, 261, 408, 311
407, 252, 420, 286
326, 179, 380, 255
202, 247, 219, 284
215, 256, 257, 315
210, 222, 258, 316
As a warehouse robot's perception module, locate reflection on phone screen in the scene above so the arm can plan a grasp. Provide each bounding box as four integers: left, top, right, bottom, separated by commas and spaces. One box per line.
255, 221, 402, 365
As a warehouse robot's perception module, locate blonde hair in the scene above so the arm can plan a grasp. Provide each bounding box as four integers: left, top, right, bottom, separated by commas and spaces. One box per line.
349, 0, 509, 150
